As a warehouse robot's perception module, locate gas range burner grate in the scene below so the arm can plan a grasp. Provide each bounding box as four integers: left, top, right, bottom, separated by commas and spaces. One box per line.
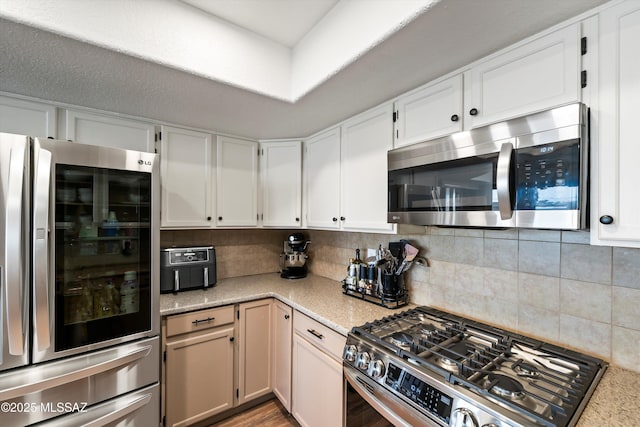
349, 306, 608, 427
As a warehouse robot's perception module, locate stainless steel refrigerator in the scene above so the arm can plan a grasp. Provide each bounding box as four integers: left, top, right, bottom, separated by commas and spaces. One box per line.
0, 133, 160, 426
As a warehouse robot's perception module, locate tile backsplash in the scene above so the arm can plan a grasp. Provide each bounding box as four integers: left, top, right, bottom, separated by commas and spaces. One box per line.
161, 227, 640, 373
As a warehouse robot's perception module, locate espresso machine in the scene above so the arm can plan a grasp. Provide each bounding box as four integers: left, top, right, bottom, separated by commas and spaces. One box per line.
280, 233, 311, 279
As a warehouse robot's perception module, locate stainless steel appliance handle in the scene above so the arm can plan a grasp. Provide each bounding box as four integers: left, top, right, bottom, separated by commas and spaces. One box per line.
344, 367, 415, 427
5, 143, 26, 355
496, 141, 514, 220
0, 344, 152, 402
203, 267, 209, 288
33, 144, 52, 351
173, 269, 180, 292
80, 393, 152, 427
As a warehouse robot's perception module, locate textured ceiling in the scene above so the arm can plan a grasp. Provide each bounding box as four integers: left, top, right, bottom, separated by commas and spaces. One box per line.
0, 0, 610, 140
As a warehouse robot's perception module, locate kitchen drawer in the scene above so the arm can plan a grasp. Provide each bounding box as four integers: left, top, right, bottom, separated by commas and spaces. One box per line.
166, 305, 235, 337
293, 311, 345, 361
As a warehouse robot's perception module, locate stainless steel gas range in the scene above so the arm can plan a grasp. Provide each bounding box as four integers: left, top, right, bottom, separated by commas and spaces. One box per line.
343, 306, 607, 427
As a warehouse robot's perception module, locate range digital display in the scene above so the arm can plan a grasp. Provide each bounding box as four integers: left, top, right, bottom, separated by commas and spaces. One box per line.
385, 363, 453, 423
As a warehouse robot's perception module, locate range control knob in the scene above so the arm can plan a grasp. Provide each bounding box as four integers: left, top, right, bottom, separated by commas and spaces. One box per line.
451, 408, 479, 427
367, 359, 386, 378
343, 345, 357, 362
355, 351, 371, 370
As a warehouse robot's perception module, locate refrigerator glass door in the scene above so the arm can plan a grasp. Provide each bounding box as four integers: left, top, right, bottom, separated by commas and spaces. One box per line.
53, 164, 152, 352
33, 139, 158, 363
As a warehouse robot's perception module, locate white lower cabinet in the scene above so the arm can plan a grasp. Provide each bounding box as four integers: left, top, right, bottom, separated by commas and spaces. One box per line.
291, 311, 345, 427
164, 306, 235, 427
272, 300, 293, 412
237, 299, 273, 405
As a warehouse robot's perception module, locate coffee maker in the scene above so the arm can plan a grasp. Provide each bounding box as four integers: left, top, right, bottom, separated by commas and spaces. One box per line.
280, 233, 311, 279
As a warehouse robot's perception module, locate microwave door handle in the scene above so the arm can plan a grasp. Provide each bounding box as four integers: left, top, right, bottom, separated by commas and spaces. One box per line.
33, 144, 52, 351
497, 141, 514, 220
5, 142, 27, 355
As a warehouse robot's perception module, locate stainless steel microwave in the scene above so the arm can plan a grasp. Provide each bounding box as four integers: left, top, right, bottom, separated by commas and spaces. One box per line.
388, 103, 589, 229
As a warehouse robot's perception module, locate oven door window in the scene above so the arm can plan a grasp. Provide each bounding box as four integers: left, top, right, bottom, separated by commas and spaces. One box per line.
346, 380, 394, 427
388, 153, 499, 213
54, 164, 152, 351
515, 139, 580, 210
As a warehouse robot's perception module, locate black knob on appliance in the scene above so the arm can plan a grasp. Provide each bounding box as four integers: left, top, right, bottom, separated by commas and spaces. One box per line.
332, 217, 338, 222
450, 114, 459, 122
469, 108, 478, 116
218, 216, 223, 221
340, 216, 346, 221
599, 215, 614, 225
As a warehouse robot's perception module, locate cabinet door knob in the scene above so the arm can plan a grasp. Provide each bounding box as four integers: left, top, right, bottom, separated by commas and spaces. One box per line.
599, 215, 614, 225
340, 216, 346, 221
207, 216, 212, 221
230, 336, 235, 342
284, 314, 290, 320
469, 108, 478, 116
332, 217, 338, 222
218, 216, 223, 221
450, 114, 459, 122
295, 217, 300, 222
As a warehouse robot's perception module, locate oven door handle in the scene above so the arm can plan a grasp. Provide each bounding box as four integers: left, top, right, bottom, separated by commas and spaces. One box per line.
496, 140, 515, 220
345, 367, 430, 427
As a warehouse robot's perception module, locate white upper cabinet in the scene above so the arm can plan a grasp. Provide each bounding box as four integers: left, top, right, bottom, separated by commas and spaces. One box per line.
593, 1, 640, 247
0, 95, 57, 139
63, 109, 156, 152
393, 74, 463, 148
305, 127, 341, 229
464, 22, 582, 129
260, 140, 302, 228
159, 126, 213, 228
340, 103, 394, 232
216, 135, 258, 227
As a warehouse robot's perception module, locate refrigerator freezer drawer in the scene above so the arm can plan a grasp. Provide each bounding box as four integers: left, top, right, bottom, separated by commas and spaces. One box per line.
38, 383, 159, 427
0, 336, 159, 426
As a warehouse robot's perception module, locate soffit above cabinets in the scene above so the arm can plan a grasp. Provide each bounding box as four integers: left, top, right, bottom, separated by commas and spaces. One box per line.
0, 0, 609, 139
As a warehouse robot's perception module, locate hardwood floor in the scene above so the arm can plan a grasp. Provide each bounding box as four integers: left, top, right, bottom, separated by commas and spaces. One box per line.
211, 399, 300, 427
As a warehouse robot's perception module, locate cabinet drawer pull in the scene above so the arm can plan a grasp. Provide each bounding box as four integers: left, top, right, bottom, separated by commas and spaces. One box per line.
307, 329, 324, 340
192, 317, 215, 326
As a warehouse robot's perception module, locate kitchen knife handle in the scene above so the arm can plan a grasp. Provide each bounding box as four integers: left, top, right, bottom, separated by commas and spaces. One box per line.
5, 141, 27, 355
33, 141, 52, 351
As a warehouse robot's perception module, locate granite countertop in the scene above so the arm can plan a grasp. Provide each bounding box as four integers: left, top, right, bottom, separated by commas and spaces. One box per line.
160, 273, 640, 426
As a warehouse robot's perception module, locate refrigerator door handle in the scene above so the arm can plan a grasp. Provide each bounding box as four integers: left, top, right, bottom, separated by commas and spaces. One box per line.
0, 344, 152, 401
4, 143, 26, 355
81, 393, 152, 427
33, 143, 52, 351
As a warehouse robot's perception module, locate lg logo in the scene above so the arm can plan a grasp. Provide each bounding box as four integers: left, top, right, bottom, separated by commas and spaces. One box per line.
138, 160, 152, 166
